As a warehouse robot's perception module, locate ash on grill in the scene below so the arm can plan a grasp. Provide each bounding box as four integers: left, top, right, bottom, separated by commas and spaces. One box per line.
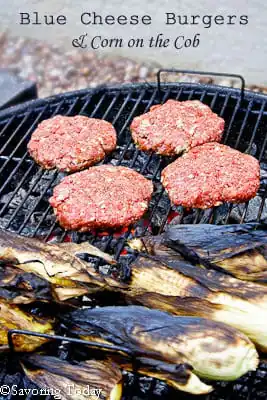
0, 167, 63, 236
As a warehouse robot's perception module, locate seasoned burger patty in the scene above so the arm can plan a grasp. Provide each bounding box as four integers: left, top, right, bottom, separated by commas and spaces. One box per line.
28, 115, 117, 172
130, 100, 225, 156
49, 165, 153, 231
161, 143, 260, 209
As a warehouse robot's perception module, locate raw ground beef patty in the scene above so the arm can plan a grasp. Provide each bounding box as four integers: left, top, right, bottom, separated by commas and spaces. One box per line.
161, 143, 260, 209
49, 165, 154, 231
27, 115, 117, 172
130, 100, 225, 156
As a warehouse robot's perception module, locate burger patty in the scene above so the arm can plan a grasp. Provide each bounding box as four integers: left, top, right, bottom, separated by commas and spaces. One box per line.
130, 100, 225, 156
28, 115, 117, 172
161, 143, 260, 209
49, 165, 153, 231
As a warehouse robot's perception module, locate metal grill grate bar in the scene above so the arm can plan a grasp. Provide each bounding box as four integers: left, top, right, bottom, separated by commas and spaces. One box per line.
88, 93, 108, 118
112, 92, 132, 126
0, 113, 30, 156
223, 97, 241, 144
234, 99, 253, 148
101, 92, 121, 119
259, 135, 267, 161
16, 171, 58, 234
15, 99, 84, 235
255, 101, 267, 161
0, 105, 50, 177
1, 100, 66, 230
0, 115, 16, 139
78, 95, 95, 114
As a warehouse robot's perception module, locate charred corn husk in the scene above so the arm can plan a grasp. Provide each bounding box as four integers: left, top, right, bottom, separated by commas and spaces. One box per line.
165, 223, 267, 258
0, 264, 52, 304
21, 354, 122, 400
129, 255, 267, 310
165, 223, 267, 282
216, 248, 267, 282
125, 255, 267, 351
0, 230, 121, 301
0, 301, 54, 352
110, 354, 212, 394
128, 223, 267, 282
63, 306, 258, 394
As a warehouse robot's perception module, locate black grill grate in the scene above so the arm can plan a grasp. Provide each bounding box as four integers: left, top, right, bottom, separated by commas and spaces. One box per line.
0, 82, 267, 399
0, 84, 266, 245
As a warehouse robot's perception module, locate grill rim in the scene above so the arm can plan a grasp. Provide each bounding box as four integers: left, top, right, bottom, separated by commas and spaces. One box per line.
0, 81, 267, 121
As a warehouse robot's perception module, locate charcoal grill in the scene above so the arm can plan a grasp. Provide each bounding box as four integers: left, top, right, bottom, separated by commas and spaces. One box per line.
0, 69, 267, 400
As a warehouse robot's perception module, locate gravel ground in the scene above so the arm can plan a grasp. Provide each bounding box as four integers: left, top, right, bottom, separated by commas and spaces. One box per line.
1, 33, 267, 98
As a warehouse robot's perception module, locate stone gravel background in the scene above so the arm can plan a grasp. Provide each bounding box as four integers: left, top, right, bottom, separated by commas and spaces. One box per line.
1, 33, 267, 98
